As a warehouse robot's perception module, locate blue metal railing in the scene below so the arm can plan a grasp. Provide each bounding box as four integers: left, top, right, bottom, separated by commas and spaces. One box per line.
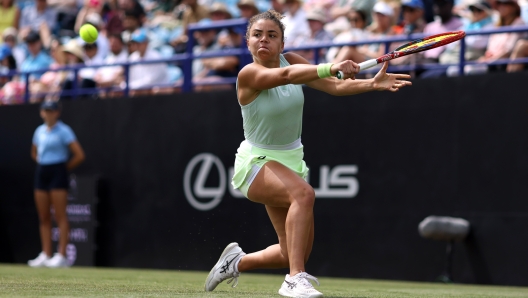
2, 20, 528, 104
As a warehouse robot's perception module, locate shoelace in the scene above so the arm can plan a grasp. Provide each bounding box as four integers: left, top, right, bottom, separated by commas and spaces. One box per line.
294, 272, 320, 288
224, 252, 245, 288
226, 271, 240, 288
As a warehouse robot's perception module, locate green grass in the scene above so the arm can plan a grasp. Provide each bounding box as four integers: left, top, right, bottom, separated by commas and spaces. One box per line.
1, 264, 527, 297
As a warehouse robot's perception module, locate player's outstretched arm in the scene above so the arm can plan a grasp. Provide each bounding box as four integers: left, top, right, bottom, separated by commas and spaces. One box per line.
238, 58, 359, 92
283, 53, 412, 96
310, 62, 412, 96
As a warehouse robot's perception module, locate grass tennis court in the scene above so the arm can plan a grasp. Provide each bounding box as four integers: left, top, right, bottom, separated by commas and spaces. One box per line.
1, 264, 527, 297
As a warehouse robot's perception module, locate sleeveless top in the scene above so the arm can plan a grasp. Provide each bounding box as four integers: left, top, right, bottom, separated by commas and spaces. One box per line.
238, 54, 304, 147
0, 6, 16, 36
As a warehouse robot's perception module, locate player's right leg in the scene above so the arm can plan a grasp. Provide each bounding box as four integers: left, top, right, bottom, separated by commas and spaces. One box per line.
245, 161, 315, 275
244, 161, 322, 297
46, 189, 70, 268
205, 161, 321, 296
28, 190, 52, 267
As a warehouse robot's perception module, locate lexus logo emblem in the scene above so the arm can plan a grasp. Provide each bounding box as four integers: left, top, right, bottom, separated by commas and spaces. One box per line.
183, 153, 226, 211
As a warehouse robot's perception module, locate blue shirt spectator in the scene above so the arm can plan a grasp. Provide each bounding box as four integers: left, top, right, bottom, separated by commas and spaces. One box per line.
32, 120, 77, 165
21, 51, 53, 80
20, 31, 53, 81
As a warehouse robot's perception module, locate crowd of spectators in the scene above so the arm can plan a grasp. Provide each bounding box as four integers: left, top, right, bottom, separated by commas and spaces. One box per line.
0, 0, 526, 104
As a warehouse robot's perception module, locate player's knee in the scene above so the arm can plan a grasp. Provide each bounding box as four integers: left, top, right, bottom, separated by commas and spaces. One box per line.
38, 213, 52, 226
294, 186, 315, 208
53, 213, 68, 224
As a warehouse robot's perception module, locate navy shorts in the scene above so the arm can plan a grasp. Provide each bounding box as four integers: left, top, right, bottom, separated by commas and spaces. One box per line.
34, 162, 69, 191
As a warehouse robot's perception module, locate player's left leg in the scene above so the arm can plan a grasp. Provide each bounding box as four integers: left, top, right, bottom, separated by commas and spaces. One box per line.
45, 189, 70, 268
237, 205, 314, 271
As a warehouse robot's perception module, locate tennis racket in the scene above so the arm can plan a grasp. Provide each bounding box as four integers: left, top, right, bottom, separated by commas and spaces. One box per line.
336, 31, 466, 79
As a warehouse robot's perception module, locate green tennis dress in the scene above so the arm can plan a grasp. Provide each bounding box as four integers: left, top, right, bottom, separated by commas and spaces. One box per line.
232, 54, 309, 198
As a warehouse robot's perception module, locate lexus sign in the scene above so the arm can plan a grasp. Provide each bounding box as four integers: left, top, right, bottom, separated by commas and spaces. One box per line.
183, 153, 360, 211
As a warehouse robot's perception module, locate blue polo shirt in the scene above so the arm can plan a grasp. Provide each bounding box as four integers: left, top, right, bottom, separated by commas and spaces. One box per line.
32, 121, 76, 165
21, 51, 52, 81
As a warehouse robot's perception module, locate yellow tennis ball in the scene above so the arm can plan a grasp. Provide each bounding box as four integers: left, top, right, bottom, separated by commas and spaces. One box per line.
80, 24, 98, 44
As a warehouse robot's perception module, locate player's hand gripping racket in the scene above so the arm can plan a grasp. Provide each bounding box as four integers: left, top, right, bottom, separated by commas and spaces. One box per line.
336, 31, 466, 79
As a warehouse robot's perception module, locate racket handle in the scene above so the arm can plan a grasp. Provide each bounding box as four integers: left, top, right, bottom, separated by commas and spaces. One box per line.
336, 71, 344, 80
358, 59, 379, 72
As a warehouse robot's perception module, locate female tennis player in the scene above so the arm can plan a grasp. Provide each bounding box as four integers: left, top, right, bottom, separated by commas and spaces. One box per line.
205, 10, 411, 297
28, 101, 85, 268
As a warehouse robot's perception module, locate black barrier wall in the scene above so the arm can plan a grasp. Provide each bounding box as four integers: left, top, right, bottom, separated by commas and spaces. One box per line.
1, 72, 527, 286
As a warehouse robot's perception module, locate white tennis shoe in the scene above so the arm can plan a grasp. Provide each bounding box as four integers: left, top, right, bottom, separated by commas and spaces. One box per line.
204, 242, 246, 291
28, 252, 51, 267
44, 253, 70, 268
278, 272, 323, 298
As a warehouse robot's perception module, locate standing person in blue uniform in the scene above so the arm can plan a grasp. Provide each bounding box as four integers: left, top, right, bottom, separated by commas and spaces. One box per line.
28, 101, 85, 268
204, 10, 412, 298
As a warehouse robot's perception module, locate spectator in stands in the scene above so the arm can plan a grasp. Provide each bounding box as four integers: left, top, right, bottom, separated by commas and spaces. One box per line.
170, 0, 209, 51
19, 0, 57, 48
77, 13, 110, 61
210, 2, 233, 21
103, 0, 125, 34
439, 0, 494, 76
213, 2, 242, 47
47, 0, 78, 37
271, 0, 284, 13
326, 8, 368, 62
507, 39, 528, 72
353, 0, 377, 23
119, 0, 146, 20
302, 0, 336, 22
327, 0, 352, 36
31, 38, 67, 102
479, 0, 525, 65
2, 27, 25, 68
121, 9, 145, 43
0, 44, 17, 88
237, 0, 260, 19
146, 0, 179, 17
0, 0, 20, 33
389, 0, 427, 68
332, 1, 395, 65
192, 19, 238, 91
60, 39, 87, 100
422, 0, 463, 63
146, 0, 180, 37
103, 0, 145, 38
78, 41, 104, 94
0, 31, 52, 104
393, 0, 427, 35
75, 0, 105, 33
280, 0, 310, 48
21, 31, 53, 82
210, 2, 233, 41
292, 7, 334, 63
94, 33, 128, 97
127, 28, 169, 96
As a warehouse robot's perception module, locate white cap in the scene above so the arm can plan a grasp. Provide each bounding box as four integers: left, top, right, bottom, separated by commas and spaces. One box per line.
373, 1, 394, 16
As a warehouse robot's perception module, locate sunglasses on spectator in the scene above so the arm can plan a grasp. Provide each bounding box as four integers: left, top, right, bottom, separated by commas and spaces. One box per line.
349, 17, 360, 22
496, 1, 515, 5
403, 6, 416, 12
469, 6, 483, 12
